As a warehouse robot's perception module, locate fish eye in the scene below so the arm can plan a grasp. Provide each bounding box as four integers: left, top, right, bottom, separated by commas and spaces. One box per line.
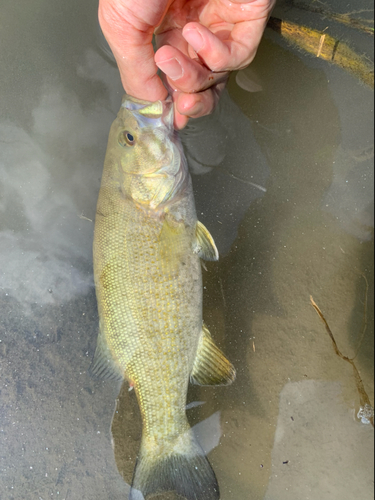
119, 131, 136, 147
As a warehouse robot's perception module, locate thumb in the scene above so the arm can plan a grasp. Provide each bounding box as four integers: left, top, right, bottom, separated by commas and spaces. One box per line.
98, 0, 168, 101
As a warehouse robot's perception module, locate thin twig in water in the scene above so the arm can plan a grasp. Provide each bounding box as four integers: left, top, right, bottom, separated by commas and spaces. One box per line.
218, 167, 267, 192
317, 34, 326, 57
310, 294, 374, 427
79, 213, 93, 222
218, 276, 227, 310
353, 275, 369, 360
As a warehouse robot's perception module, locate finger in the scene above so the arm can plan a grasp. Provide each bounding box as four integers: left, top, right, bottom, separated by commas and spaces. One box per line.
174, 108, 190, 130
182, 21, 267, 71
172, 81, 227, 129
176, 82, 226, 116
155, 45, 228, 94
98, 0, 168, 101
116, 44, 167, 101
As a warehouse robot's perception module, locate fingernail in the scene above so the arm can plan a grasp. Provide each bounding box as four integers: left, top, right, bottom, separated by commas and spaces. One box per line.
156, 57, 183, 80
184, 28, 204, 53
181, 101, 205, 116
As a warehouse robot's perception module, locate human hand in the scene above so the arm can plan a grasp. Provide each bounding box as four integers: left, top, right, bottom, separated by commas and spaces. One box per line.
99, 0, 276, 129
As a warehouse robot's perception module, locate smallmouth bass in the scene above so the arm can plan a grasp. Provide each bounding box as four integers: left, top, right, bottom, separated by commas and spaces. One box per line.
92, 95, 236, 500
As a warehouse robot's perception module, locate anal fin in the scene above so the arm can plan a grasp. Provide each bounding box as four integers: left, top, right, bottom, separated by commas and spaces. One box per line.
89, 330, 124, 381
191, 324, 236, 386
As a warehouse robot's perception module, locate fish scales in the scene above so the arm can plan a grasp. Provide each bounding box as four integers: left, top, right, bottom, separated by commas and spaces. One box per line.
92, 95, 236, 500
95, 201, 201, 437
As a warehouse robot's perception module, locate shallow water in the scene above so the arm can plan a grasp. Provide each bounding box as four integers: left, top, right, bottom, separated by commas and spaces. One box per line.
0, 1, 374, 499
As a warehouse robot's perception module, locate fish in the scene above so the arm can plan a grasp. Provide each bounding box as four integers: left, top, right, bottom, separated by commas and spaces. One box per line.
91, 94, 236, 500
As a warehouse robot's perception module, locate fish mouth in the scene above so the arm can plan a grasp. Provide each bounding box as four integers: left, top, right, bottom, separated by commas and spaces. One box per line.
129, 154, 188, 211
122, 94, 174, 130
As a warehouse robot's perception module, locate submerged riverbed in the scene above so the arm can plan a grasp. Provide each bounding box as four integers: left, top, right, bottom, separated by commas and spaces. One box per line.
0, 1, 373, 499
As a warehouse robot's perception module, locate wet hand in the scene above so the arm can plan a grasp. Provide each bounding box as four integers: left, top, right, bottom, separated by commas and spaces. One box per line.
99, 0, 276, 129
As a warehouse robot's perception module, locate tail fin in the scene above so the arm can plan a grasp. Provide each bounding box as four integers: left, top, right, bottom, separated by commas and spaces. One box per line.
129, 430, 220, 500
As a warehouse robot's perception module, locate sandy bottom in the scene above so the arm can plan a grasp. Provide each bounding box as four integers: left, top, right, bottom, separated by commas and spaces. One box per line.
0, 0, 373, 499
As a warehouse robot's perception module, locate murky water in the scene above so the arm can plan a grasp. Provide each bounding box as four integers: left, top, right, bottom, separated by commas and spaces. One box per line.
1, 1, 373, 499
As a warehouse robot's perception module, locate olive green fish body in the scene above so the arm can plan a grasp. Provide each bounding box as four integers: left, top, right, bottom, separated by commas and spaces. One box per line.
94, 180, 200, 441
92, 96, 235, 500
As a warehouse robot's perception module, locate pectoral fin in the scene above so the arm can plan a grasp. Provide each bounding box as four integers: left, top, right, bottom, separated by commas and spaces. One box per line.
193, 221, 219, 261
159, 216, 188, 272
191, 324, 236, 386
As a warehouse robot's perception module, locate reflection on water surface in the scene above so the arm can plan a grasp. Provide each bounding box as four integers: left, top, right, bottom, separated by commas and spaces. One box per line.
0, 0, 373, 499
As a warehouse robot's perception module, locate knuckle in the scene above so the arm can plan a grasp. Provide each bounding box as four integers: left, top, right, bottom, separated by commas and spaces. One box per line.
209, 57, 228, 72
98, 0, 127, 33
